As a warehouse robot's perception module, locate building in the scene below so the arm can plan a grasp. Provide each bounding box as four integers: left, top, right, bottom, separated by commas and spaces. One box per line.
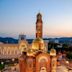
0, 35, 27, 59
0, 43, 19, 59
19, 13, 57, 72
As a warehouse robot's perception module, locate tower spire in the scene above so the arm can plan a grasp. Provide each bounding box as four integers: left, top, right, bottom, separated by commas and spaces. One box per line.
36, 13, 43, 38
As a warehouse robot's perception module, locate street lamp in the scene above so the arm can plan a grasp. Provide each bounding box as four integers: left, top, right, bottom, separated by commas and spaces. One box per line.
1, 62, 4, 65
66, 61, 69, 64
12, 58, 15, 62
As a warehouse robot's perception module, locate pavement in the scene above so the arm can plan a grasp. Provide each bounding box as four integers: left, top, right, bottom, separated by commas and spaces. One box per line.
57, 58, 72, 72
0, 60, 72, 72
1, 64, 20, 72
57, 65, 68, 72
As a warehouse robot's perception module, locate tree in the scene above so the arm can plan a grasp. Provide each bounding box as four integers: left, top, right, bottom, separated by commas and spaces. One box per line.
0, 63, 4, 70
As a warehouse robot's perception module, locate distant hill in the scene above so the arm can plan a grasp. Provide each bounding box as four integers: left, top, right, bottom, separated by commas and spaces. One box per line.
0, 37, 33, 44
57, 37, 72, 43
47, 37, 72, 44
0, 37, 18, 44
0, 37, 72, 44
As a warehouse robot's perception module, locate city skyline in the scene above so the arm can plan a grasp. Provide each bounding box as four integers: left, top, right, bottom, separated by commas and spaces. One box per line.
0, 0, 72, 38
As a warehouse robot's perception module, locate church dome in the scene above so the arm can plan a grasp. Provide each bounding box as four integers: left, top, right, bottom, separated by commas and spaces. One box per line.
27, 49, 35, 57
19, 40, 28, 54
50, 48, 56, 56
32, 38, 45, 51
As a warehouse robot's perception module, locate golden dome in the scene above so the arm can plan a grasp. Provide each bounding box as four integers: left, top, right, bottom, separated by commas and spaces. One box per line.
50, 48, 56, 56
27, 49, 35, 57
32, 38, 45, 51
19, 40, 28, 54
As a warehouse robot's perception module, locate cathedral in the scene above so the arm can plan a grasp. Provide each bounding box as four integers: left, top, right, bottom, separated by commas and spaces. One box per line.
19, 13, 57, 72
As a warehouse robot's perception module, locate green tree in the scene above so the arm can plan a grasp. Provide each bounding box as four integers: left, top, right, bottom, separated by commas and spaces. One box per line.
0, 63, 5, 70
66, 52, 72, 59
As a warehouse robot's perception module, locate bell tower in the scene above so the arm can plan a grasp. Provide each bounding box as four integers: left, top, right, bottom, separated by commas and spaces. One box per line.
36, 13, 43, 38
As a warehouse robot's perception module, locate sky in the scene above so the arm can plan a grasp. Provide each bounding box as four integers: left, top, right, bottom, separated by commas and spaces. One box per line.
0, 0, 72, 39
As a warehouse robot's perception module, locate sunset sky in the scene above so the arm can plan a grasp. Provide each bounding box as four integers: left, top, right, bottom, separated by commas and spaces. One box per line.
0, 0, 72, 38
